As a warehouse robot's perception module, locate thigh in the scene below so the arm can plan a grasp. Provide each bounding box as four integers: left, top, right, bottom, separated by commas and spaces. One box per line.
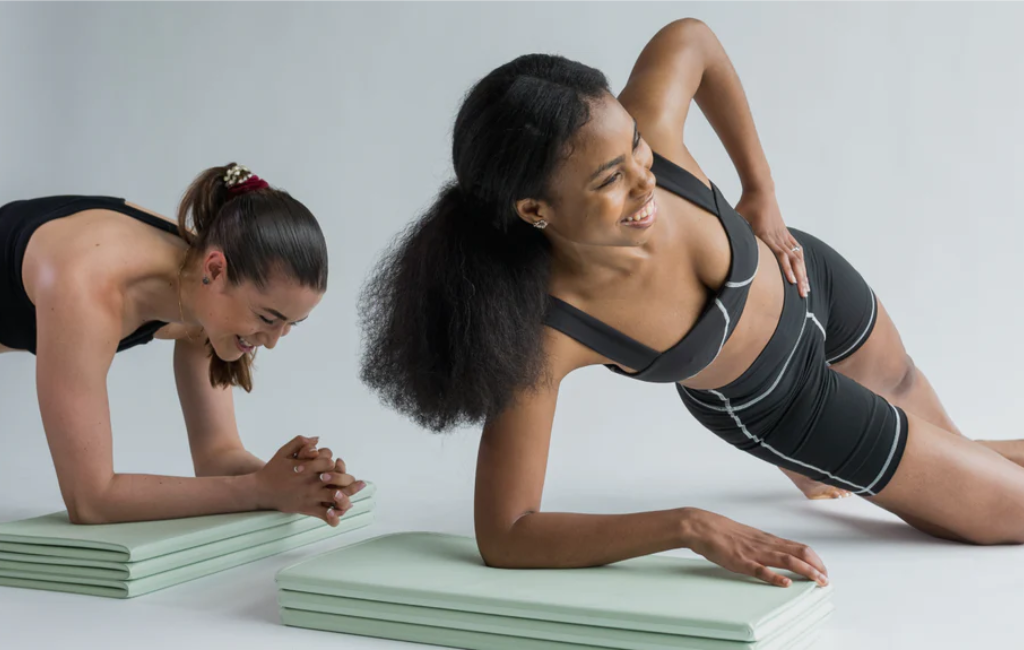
867, 411, 1024, 545
829, 297, 910, 394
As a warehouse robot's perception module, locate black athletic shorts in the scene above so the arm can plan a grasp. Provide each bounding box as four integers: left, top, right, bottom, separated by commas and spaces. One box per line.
679, 228, 908, 496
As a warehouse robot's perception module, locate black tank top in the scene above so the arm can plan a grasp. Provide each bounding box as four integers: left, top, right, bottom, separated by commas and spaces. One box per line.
543, 152, 760, 383
0, 195, 180, 354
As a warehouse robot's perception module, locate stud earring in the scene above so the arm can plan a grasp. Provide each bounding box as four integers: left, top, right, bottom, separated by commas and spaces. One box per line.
202, 276, 210, 285
533, 219, 548, 230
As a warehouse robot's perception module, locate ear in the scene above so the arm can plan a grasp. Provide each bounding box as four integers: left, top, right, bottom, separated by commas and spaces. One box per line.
514, 197, 553, 229
202, 249, 229, 285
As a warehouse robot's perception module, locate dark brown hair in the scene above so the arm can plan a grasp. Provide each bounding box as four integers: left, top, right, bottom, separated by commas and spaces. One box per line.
359, 55, 610, 431
177, 163, 328, 391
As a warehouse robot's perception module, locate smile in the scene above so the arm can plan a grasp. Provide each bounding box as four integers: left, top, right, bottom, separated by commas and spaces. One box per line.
621, 195, 657, 228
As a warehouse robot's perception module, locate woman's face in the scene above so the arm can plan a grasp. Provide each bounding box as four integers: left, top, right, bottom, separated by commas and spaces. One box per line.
191, 251, 323, 361
516, 93, 658, 248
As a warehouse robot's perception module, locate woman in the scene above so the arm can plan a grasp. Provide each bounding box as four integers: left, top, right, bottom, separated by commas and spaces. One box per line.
1, 163, 364, 525
361, 19, 1024, 588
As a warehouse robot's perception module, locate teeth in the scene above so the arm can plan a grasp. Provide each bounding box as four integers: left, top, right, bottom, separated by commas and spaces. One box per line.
625, 201, 653, 224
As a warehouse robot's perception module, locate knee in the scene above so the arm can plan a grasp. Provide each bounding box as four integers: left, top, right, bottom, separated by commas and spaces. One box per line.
886, 355, 917, 398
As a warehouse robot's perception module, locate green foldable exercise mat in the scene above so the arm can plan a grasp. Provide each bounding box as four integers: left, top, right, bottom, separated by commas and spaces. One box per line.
277, 590, 833, 650
0, 482, 375, 562
0, 483, 376, 598
276, 533, 832, 645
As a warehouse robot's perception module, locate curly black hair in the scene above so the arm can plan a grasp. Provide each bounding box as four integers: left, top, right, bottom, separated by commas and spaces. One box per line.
359, 54, 610, 432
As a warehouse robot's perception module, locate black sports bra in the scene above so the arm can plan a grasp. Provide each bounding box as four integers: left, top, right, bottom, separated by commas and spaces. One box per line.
543, 152, 760, 383
0, 195, 180, 354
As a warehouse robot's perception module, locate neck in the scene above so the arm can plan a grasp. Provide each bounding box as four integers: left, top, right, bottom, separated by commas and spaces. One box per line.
547, 217, 669, 285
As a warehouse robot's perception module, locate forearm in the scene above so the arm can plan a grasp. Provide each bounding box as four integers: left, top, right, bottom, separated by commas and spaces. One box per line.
692, 26, 775, 193
480, 508, 696, 568
194, 447, 266, 477
74, 472, 260, 524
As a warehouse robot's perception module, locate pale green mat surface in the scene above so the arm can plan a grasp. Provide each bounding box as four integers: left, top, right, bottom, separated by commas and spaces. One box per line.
279, 606, 830, 650
0, 510, 374, 598
0, 482, 375, 562
276, 532, 832, 643
278, 590, 833, 650
0, 498, 375, 580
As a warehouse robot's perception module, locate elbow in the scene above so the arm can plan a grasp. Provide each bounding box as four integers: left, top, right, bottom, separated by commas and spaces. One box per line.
66, 501, 109, 525
475, 513, 532, 569
660, 18, 714, 49
478, 540, 518, 569
64, 483, 113, 525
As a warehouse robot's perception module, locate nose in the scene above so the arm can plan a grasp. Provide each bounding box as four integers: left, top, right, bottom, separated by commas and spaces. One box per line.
263, 328, 283, 350
630, 157, 656, 195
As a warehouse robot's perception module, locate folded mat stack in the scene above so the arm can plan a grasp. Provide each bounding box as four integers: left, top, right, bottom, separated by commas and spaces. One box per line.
0, 482, 376, 598
277, 532, 833, 650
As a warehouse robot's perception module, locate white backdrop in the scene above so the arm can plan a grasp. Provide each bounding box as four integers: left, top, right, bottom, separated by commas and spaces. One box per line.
1, 3, 1021, 649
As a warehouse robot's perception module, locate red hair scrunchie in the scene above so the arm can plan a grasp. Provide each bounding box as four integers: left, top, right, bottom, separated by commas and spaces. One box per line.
228, 174, 270, 195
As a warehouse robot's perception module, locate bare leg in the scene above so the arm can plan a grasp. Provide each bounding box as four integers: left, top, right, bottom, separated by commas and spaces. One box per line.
823, 298, 1024, 543
832, 299, 1024, 464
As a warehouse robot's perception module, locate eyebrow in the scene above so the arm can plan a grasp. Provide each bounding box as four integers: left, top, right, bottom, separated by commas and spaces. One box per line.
587, 119, 639, 182
263, 307, 308, 324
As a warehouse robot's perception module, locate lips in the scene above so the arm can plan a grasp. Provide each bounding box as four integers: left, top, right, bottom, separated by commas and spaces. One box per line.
236, 335, 255, 353
621, 195, 657, 228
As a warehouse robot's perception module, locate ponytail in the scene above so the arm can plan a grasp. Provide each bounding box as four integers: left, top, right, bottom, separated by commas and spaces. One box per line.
360, 53, 609, 431
360, 183, 552, 431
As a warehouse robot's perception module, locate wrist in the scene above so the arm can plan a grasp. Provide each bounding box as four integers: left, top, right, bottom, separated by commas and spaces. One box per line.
239, 472, 269, 511
676, 507, 706, 550
740, 179, 776, 197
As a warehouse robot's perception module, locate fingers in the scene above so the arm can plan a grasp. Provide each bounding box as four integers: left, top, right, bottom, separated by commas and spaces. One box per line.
785, 235, 810, 297
778, 250, 796, 285
334, 457, 347, 475
280, 435, 319, 459
314, 504, 342, 527
291, 452, 335, 475
318, 471, 357, 488
781, 542, 828, 578
769, 552, 829, 587
791, 252, 809, 298
745, 561, 792, 588
292, 443, 320, 461
321, 486, 353, 513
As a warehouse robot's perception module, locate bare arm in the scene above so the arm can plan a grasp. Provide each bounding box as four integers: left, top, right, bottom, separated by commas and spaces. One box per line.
621, 19, 811, 296
619, 18, 773, 192
473, 336, 829, 587
33, 278, 341, 525
174, 337, 264, 477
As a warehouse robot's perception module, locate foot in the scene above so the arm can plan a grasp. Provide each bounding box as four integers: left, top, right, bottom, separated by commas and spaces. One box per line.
780, 467, 851, 500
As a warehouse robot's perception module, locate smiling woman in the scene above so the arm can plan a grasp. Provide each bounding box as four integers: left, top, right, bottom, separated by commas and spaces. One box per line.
0, 164, 366, 526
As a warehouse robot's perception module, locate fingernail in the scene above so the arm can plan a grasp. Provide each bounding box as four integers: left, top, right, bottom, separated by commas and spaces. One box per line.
320, 473, 331, 482
356, 481, 366, 490
293, 465, 303, 473
306, 446, 317, 454
310, 436, 320, 442
335, 490, 343, 500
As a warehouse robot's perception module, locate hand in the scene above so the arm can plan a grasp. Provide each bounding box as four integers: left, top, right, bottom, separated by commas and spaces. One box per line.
316, 456, 367, 521
682, 508, 829, 588
295, 443, 367, 525
735, 188, 809, 298
253, 435, 351, 526
780, 467, 851, 500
